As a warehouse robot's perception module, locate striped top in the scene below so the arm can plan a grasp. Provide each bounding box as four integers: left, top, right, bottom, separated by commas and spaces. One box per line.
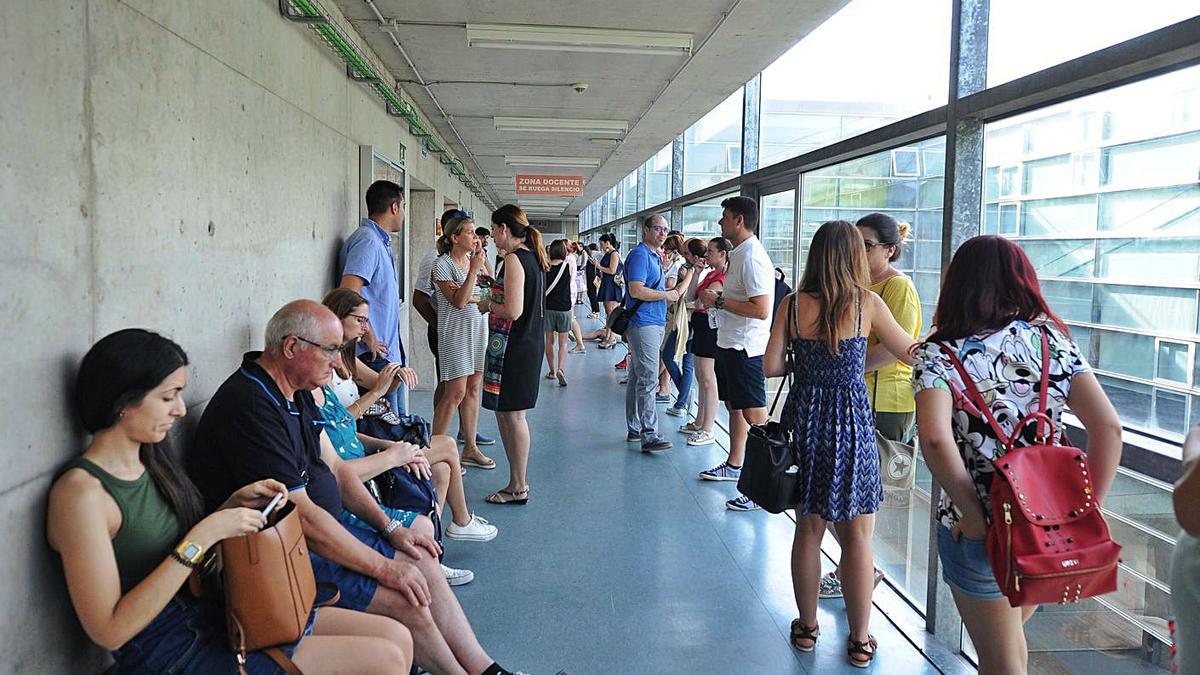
432, 253, 488, 381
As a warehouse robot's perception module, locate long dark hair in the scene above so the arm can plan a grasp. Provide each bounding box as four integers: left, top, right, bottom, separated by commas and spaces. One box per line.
322, 287, 367, 380
925, 235, 1069, 344
797, 221, 870, 354
75, 329, 204, 529
492, 204, 549, 271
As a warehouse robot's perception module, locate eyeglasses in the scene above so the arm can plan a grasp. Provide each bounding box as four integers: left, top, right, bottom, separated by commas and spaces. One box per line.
863, 239, 895, 251
646, 225, 669, 234
347, 313, 370, 326
294, 336, 344, 359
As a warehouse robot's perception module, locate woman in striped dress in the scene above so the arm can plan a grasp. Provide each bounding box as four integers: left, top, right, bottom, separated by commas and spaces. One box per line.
431, 214, 492, 469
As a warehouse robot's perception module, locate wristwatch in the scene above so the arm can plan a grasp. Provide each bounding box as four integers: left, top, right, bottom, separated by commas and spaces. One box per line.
714, 291, 726, 310
171, 539, 205, 569
384, 518, 403, 535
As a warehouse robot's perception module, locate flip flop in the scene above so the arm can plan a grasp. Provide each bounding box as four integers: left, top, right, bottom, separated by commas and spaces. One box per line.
461, 454, 497, 469
484, 488, 529, 505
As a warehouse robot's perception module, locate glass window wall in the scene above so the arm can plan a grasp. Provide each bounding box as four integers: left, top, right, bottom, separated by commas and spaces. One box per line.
681, 193, 734, 242
758, 0, 951, 169
987, 1, 1198, 86
760, 190, 796, 277
800, 136, 947, 334
645, 142, 673, 208
983, 64, 1200, 441
620, 170, 639, 217
683, 89, 743, 194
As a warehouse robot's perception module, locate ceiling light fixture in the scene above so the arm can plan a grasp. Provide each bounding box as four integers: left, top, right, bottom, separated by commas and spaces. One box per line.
467, 24, 692, 56
494, 116, 628, 135
505, 155, 601, 168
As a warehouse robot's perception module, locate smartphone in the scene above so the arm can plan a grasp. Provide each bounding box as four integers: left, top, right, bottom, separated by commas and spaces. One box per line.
260, 492, 285, 519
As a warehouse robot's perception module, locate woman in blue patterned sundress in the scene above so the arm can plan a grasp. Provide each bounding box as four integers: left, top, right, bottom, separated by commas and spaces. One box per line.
763, 220, 918, 669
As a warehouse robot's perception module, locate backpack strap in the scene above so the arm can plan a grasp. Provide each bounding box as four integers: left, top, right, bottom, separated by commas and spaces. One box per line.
934, 326, 1056, 454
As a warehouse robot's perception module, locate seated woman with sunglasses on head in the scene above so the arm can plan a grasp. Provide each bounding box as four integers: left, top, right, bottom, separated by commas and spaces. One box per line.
49, 329, 413, 674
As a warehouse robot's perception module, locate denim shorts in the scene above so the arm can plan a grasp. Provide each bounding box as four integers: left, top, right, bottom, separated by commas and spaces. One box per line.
937, 524, 1006, 600
310, 523, 397, 612
111, 595, 308, 674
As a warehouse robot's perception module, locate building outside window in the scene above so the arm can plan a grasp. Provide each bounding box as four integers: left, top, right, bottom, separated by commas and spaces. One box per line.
983, 65, 1200, 442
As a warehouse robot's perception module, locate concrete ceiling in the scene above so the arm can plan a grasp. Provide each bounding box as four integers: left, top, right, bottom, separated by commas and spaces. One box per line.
332, 0, 849, 216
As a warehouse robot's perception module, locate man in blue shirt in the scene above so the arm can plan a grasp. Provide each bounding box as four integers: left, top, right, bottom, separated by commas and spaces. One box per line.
340, 180, 410, 415
623, 214, 682, 452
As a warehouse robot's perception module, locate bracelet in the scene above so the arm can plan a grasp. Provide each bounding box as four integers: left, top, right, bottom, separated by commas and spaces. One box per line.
384, 518, 403, 535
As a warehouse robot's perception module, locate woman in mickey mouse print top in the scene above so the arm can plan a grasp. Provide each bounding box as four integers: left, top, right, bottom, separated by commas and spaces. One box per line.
912, 235, 1123, 675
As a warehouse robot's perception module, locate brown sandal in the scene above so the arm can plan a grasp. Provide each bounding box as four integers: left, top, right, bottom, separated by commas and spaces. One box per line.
790, 619, 819, 652
484, 488, 529, 505
847, 635, 878, 668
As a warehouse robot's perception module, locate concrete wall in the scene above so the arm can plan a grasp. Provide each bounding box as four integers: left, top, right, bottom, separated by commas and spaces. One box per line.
0, 0, 486, 670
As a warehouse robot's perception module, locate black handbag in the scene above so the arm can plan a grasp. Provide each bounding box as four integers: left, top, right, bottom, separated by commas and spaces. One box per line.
737, 298, 798, 514
605, 299, 643, 336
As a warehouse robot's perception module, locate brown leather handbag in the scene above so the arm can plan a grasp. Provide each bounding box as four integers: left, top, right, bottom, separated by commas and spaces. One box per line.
221, 501, 338, 674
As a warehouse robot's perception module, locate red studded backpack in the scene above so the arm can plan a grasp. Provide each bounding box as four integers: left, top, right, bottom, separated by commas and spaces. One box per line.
936, 327, 1121, 608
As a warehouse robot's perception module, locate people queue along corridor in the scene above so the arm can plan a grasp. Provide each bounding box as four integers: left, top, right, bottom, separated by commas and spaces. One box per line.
577, 200, 1126, 673
50, 177, 1151, 675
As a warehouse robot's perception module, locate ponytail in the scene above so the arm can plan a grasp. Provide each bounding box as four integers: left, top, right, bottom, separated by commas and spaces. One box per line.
492, 204, 549, 271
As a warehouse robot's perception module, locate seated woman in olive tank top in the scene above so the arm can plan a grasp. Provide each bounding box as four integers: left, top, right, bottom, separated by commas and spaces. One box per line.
48, 329, 414, 674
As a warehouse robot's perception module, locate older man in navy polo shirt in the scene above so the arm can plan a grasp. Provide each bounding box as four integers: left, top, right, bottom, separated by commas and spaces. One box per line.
189, 300, 524, 675
340, 180, 411, 415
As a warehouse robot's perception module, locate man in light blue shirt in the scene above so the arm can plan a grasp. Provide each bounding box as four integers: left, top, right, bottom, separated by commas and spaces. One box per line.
623, 214, 682, 452
339, 180, 410, 414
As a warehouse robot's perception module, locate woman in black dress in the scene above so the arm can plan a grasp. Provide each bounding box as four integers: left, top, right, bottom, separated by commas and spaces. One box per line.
479, 204, 547, 504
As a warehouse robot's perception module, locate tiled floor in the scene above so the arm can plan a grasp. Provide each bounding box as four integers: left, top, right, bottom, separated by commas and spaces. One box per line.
410, 311, 946, 675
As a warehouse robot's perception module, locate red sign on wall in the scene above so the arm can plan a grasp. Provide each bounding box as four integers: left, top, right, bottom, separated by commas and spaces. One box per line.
515, 175, 585, 196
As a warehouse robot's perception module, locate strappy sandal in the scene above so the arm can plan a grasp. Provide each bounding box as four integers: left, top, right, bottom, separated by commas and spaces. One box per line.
484, 488, 529, 505
847, 635, 878, 668
790, 619, 819, 652
461, 453, 497, 470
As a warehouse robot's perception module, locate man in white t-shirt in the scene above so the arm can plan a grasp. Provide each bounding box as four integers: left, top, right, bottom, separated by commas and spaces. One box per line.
698, 196, 774, 511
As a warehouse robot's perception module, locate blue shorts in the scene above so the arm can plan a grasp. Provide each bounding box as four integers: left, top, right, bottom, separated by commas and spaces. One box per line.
715, 346, 767, 410
309, 523, 397, 612
937, 524, 1005, 600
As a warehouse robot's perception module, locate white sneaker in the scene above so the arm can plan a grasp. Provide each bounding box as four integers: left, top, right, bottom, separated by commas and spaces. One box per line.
441, 563, 474, 586
664, 406, 686, 417
445, 514, 498, 542
687, 430, 715, 446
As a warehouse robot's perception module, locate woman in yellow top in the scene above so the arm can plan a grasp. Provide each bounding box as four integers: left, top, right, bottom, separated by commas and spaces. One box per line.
858, 213, 922, 440
818, 212, 922, 600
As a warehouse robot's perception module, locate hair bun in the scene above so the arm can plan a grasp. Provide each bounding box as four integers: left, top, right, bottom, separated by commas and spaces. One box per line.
896, 221, 912, 241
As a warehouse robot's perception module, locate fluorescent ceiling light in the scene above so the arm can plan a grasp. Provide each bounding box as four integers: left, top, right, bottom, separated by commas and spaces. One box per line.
494, 116, 628, 135
505, 155, 601, 168
467, 24, 692, 56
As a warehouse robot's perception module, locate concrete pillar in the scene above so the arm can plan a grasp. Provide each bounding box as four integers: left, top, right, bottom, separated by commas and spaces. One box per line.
928, 0, 989, 648
405, 188, 440, 391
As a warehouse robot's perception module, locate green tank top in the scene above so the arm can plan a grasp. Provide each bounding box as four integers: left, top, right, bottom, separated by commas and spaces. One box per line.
62, 457, 182, 593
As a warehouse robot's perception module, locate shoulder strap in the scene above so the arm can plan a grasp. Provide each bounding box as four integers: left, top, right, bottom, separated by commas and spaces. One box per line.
933, 330, 1056, 452
855, 290, 863, 338
544, 262, 568, 297
767, 295, 796, 416
933, 341, 1011, 445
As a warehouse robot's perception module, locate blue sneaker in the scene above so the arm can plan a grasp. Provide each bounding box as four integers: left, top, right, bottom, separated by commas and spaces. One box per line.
725, 494, 761, 511
457, 431, 496, 446
626, 432, 642, 443
641, 437, 673, 453
699, 462, 741, 481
